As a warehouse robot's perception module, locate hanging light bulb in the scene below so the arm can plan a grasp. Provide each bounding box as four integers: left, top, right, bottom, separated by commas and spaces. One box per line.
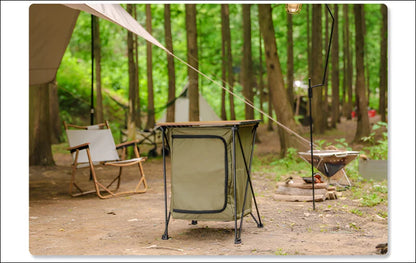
286, 3, 302, 14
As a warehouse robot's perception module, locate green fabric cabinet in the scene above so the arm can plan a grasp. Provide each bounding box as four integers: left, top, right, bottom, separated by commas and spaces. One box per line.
158, 120, 263, 244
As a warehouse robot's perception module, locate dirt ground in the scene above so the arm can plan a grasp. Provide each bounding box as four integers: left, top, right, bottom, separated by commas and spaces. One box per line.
28, 118, 388, 257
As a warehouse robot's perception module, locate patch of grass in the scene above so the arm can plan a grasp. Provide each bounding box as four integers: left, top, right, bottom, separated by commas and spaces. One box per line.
377, 210, 388, 219
252, 148, 309, 181
349, 222, 361, 230
361, 193, 384, 207
373, 184, 388, 194
319, 224, 328, 232
350, 208, 363, 216
274, 248, 288, 256
350, 181, 388, 207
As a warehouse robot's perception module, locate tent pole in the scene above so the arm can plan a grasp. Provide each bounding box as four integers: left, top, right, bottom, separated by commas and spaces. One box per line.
161, 127, 170, 240
88, 14, 95, 181
307, 4, 334, 210
90, 14, 95, 125
308, 78, 316, 210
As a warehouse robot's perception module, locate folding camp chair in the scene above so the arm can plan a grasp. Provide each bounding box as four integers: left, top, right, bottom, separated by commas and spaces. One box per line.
64, 121, 148, 199
121, 128, 162, 157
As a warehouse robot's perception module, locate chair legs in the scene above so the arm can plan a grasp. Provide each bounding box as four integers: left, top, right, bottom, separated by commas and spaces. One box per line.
69, 160, 148, 199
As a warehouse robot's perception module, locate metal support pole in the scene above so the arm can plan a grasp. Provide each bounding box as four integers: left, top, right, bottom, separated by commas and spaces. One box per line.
236, 128, 263, 229
308, 79, 316, 210
161, 127, 170, 240
307, 4, 334, 211
88, 15, 95, 181
237, 131, 248, 241
232, 126, 241, 244
248, 126, 263, 227
90, 14, 95, 126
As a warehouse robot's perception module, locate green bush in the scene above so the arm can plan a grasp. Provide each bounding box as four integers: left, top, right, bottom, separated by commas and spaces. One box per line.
252, 148, 310, 182
361, 121, 388, 160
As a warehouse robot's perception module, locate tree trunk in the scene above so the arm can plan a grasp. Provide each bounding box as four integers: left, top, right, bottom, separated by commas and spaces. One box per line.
258, 4, 299, 156
164, 4, 176, 123
145, 4, 155, 129
353, 4, 371, 142
323, 5, 329, 129
343, 4, 353, 120
330, 4, 340, 128
311, 4, 325, 134
286, 12, 294, 107
267, 81, 274, 131
379, 4, 387, 122
362, 7, 370, 107
186, 4, 199, 121
29, 83, 55, 166
49, 80, 62, 144
241, 4, 254, 120
258, 15, 265, 122
341, 6, 346, 118
220, 4, 228, 120
133, 5, 141, 129
223, 4, 236, 120
93, 16, 104, 124
307, 5, 311, 79
126, 4, 136, 141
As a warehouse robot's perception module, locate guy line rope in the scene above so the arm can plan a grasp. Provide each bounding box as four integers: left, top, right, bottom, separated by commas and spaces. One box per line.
165, 49, 315, 149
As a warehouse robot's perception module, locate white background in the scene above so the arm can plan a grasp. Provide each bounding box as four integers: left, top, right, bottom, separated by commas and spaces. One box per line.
1, 1, 415, 262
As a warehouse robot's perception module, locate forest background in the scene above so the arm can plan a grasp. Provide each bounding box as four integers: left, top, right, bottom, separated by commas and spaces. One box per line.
56, 3, 385, 140
30, 3, 389, 165
0, 1, 415, 262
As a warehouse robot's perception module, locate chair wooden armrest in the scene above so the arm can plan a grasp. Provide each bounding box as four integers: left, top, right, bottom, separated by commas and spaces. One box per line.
67, 142, 90, 153
116, 140, 139, 149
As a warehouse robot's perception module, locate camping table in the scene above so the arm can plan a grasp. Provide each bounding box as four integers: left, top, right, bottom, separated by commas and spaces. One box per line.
157, 120, 263, 244
298, 150, 360, 186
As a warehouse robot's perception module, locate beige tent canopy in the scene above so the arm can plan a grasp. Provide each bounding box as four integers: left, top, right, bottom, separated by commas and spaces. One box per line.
29, 4, 79, 86
29, 3, 169, 86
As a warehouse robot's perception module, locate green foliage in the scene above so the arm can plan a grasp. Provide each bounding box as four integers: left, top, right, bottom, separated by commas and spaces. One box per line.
252, 148, 309, 181
349, 222, 361, 230
345, 158, 361, 181
361, 121, 388, 160
274, 248, 288, 256
333, 138, 353, 150
360, 193, 384, 207
373, 184, 388, 194
364, 4, 383, 110
315, 138, 352, 151
351, 180, 388, 207
55, 3, 386, 136
350, 208, 363, 216
377, 210, 388, 219
56, 51, 92, 124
